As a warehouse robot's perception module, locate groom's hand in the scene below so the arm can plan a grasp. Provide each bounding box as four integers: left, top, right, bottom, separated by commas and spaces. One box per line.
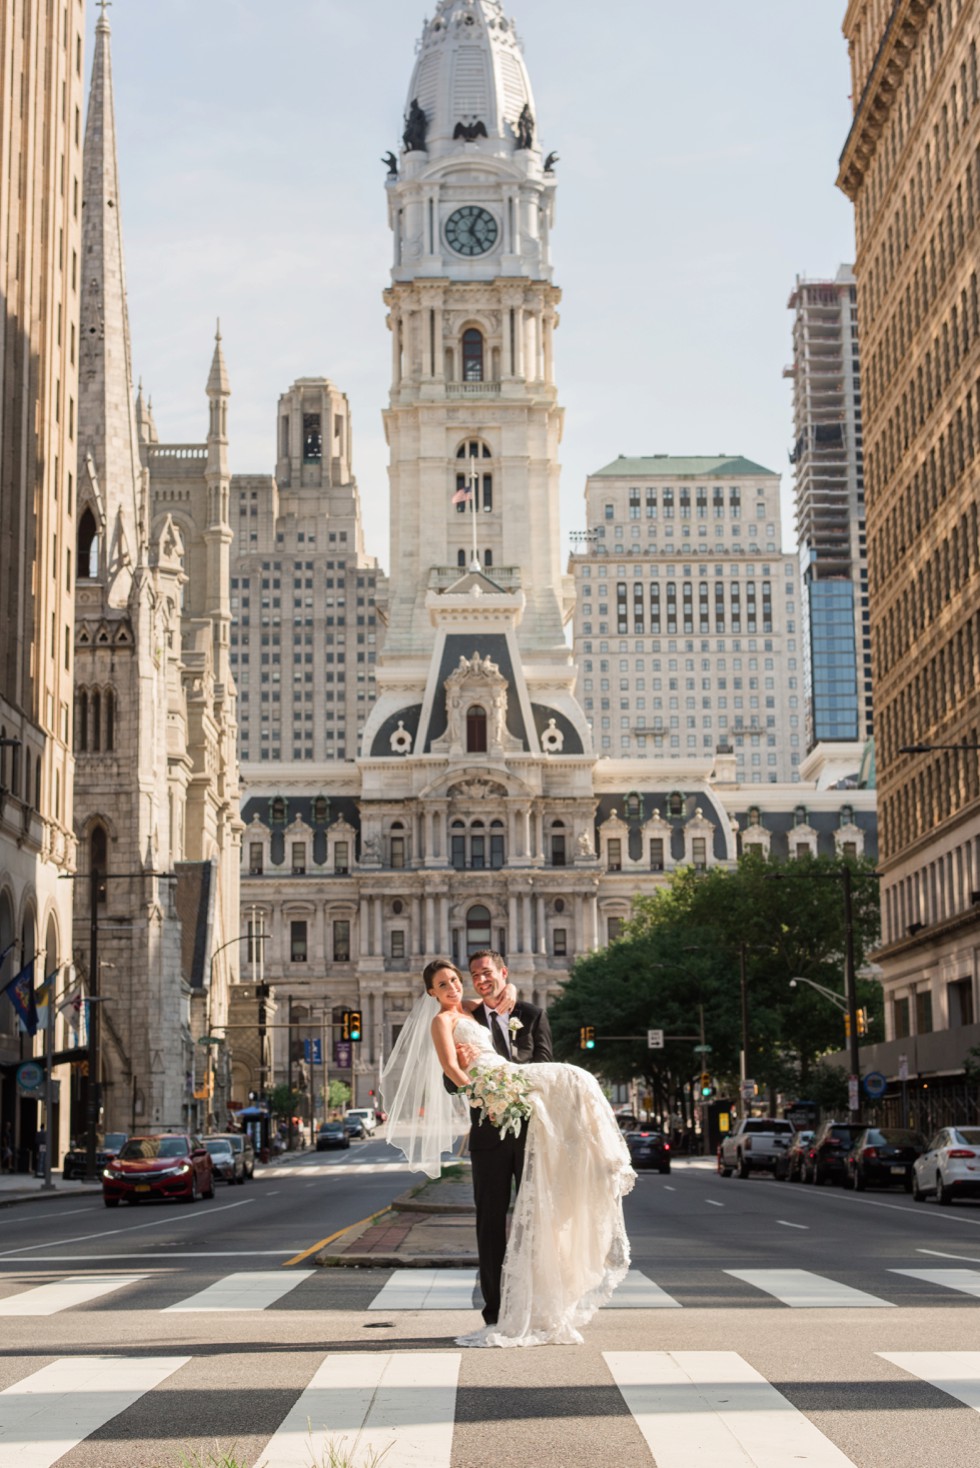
487, 981, 518, 1014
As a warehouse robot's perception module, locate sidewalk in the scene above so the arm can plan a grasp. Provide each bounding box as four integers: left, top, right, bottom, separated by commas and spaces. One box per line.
0, 1171, 102, 1205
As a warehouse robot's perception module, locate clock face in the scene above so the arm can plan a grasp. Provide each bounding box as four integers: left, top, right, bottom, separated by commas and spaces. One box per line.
445, 206, 499, 257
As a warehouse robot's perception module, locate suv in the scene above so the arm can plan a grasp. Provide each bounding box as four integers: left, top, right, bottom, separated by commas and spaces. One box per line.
805, 1120, 858, 1185
213, 1131, 255, 1179
345, 1108, 377, 1135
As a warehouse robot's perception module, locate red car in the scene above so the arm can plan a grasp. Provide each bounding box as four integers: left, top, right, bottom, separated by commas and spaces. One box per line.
102, 1134, 215, 1207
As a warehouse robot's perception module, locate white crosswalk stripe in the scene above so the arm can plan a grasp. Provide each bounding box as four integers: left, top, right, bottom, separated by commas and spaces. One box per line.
259, 1352, 460, 1468
891, 1267, 980, 1299
163, 1268, 316, 1311
879, 1352, 980, 1410
604, 1350, 858, 1466
610, 1269, 682, 1308
368, 1268, 479, 1311
262, 1161, 411, 1178
0, 1355, 189, 1468
725, 1268, 895, 1308
0, 1274, 147, 1316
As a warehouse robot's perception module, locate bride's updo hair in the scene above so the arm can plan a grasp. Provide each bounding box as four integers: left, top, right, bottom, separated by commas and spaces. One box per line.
423, 957, 464, 993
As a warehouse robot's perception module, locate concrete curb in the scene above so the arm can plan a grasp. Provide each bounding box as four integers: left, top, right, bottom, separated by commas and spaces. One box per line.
317, 1166, 480, 1268
0, 1182, 102, 1208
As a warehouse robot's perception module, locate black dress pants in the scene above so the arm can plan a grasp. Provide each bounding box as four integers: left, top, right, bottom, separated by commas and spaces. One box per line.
471, 1129, 527, 1324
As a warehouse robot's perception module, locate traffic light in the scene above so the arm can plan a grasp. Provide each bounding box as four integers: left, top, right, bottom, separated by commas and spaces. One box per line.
349, 1009, 362, 1042
699, 1072, 714, 1099
857, 1007, 869, 1036
579, 1025, 596, 1050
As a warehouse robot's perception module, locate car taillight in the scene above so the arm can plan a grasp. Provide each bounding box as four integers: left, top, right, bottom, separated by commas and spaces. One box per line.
948, 1149, 976, 1158
862, 1147, 878, 1159
663, 1142, 670, 1151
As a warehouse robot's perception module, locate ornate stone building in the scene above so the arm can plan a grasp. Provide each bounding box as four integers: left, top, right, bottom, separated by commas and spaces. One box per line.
72, 9, 242, 1137
233, 0, 877, 1113
837, 0, 980, 1092
0, 0, 86, 1166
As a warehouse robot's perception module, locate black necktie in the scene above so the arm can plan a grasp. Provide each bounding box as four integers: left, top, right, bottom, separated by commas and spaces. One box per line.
489, 1011, 509, 1058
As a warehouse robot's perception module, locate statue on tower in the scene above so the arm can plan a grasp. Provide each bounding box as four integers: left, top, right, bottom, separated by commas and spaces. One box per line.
515, 103, 535, 150
381, 151, 399, 178
403, 99, 428, 153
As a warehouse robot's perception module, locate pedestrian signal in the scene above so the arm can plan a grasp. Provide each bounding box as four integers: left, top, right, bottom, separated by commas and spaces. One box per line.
579, 1025, 596, 1050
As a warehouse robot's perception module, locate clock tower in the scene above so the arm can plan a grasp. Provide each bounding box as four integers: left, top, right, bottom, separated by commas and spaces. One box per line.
366, 0, 587, 765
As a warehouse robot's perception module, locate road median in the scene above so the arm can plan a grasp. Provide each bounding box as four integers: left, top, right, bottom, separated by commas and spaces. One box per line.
316, 1163, 479, 1268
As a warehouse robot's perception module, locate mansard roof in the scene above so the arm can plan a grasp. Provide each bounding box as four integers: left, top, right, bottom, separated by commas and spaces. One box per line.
591, 455, 777, 479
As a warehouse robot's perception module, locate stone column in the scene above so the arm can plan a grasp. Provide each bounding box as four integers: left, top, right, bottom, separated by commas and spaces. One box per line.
373, 899, 383, 958
425, 894, 434, 954
508, 892, 518, 953
359, 898, 370, 957
536, 895, 547, 955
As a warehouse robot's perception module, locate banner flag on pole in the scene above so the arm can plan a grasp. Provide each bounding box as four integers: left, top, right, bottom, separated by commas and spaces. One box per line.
57, 980, 85, 1034
6, 962, 38, 1036
451, 483, 472, 505
35, 967, 60, 1029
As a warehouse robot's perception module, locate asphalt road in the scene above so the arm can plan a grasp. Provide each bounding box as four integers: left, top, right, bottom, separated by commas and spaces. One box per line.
3, 1146, 980, 1467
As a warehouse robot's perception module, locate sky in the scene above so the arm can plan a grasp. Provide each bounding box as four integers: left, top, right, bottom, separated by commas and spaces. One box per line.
103, 1, 857, 568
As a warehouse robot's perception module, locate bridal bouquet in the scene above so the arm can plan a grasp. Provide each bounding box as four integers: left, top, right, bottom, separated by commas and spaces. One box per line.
461, 1064, 534, 1141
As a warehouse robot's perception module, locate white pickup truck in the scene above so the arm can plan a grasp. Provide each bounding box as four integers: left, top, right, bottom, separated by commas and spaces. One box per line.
718, 1117, 796, 1178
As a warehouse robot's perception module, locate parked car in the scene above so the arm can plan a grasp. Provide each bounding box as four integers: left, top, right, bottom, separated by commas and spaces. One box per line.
625, 1131, 671, 1173
204, 1136, 244, 1185
102, 1134, 214, 1207
912, 1126, 980, 1204
213, 1131, 255, 1179
343, 1115, 367, 1139
718, 1118, 795, 1178
345, 1108, 377, 1135
62, 1131, 127, 1181
843, 1127, 926, 1191
804, 1121, 858, 1185
316, 1121, 351, 1151
775, 1130, 814, 1181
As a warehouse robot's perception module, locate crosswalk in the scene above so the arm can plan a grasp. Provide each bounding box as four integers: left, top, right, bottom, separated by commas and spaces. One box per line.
5, 1263, 980, 1315
4, 1348, 980, 1467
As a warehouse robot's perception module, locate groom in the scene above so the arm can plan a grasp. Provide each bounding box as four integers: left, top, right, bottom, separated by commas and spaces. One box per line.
462, 948, 552, 1326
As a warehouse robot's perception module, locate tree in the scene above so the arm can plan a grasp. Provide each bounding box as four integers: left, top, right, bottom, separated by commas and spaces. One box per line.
327, 1079, 351, 1113
550, 851, 881, 1114
267, 1082, 304, 1123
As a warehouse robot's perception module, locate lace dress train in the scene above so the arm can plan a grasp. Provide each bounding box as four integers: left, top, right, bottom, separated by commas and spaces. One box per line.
453, 1017, 635, 1348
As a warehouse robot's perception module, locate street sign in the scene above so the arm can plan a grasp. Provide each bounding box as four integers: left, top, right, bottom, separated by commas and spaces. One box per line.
863, 1070, 888, 1099
848, 1074, 859, 1111
647, 1029, 664, 1049
303, 1038, 323, 1065
741, 1079, 756, 1101
16, 1061, 44, 1097
898, 1054, 909, 1082
692, 1044, 712, 1053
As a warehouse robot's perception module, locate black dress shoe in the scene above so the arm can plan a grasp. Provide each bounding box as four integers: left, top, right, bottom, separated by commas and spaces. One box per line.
483, 1315, 498, 1326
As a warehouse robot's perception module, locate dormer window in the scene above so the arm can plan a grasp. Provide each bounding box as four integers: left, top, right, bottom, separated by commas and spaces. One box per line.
466, 705, 487, 753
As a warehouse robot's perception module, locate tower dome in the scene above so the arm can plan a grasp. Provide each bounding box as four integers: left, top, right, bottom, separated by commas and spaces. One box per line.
404, 0, 537, 158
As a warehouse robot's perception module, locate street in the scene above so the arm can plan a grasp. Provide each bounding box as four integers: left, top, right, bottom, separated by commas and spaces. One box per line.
3, 1145, 980, 1466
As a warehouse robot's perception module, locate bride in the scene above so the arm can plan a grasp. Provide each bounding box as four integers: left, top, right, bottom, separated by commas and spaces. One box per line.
381, 958, 635, 1347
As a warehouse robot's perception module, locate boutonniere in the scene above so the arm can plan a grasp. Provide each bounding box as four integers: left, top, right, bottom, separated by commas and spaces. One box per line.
508, 1017, 524, 1037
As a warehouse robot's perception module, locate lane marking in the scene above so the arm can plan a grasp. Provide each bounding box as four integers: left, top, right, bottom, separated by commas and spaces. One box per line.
664, 1185, 676, 1192
918, 1247, 980, 1264
369, 1269, 478, 1312
260, 1353, 459, 1468
0, 1274, 146, 1316
0, 1355, 189, 1468
283, 1207, 392, 1267
0, 1207, 95, 1224
880, 1352, 980, 1411
0, 1197, 256, 1259
776, 1220, 809, 1229
0, 1251, 296, 1262
604, 1351, 857, 1466
705, 1199, 724, 1208
725, 1268, 893, 1308
891, 1268, 980, 1299
164, 1269, 315, 1311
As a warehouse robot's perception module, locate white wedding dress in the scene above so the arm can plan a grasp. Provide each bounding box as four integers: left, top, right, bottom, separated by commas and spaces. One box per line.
453, 1015, 635, 1348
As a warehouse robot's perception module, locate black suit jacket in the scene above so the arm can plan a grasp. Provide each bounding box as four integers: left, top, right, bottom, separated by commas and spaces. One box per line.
461, 1000, 553, 1153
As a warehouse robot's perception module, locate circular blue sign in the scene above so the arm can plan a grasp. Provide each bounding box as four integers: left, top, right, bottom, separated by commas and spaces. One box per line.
863, 1070, 888, 1098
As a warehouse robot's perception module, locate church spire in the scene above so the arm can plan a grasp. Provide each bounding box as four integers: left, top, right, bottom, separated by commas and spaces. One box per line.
78, 1, 144, 599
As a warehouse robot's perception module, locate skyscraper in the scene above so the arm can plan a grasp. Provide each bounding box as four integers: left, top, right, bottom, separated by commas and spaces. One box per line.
786, 266, 871, 778
838, 0, 980, 1078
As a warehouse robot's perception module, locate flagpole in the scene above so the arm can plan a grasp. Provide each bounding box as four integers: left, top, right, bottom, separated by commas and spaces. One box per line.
469, 455, 480, 571
40, 962, 60, 1192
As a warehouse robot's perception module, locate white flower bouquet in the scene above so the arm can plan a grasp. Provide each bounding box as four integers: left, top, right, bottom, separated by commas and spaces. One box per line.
461, 1062, 534, 1141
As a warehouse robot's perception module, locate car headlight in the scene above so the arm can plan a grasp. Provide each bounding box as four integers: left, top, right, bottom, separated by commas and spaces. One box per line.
177, 1163, 192, 1174
102, 1168, 115, 1180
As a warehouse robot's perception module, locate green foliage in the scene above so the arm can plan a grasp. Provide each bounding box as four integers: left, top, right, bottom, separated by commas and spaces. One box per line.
267, 1082, 304, 1121
327, 1079, 351, 1111
549, 851, 882, 1106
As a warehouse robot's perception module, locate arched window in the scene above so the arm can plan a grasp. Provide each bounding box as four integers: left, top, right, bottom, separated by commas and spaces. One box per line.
91, 691, 101, 752
462, 329, 484, 382
313, 796, 329, 825
457, 549, 466, 567
270, 796, 286, 825
0, 727, 6, 788
454, 439, 493, 515
466, 705, 487, 753
77, 508, 99, 578
91, 824, 108, 902
104, 689, 115, 751
668, 791, 684, 818
76, 693, 88, 752
466, 904, 492, 956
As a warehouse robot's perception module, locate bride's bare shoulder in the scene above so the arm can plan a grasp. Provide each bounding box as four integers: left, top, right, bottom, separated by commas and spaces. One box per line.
430, 1009, 458, 1034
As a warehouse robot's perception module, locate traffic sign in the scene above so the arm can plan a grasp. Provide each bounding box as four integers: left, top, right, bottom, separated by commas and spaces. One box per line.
741, 1079, 756, 1101
863, 1070, 887, 1098
647, 1029, 664, 1049
303, 1038, 323, 1065
848, 1074, 859, 1111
